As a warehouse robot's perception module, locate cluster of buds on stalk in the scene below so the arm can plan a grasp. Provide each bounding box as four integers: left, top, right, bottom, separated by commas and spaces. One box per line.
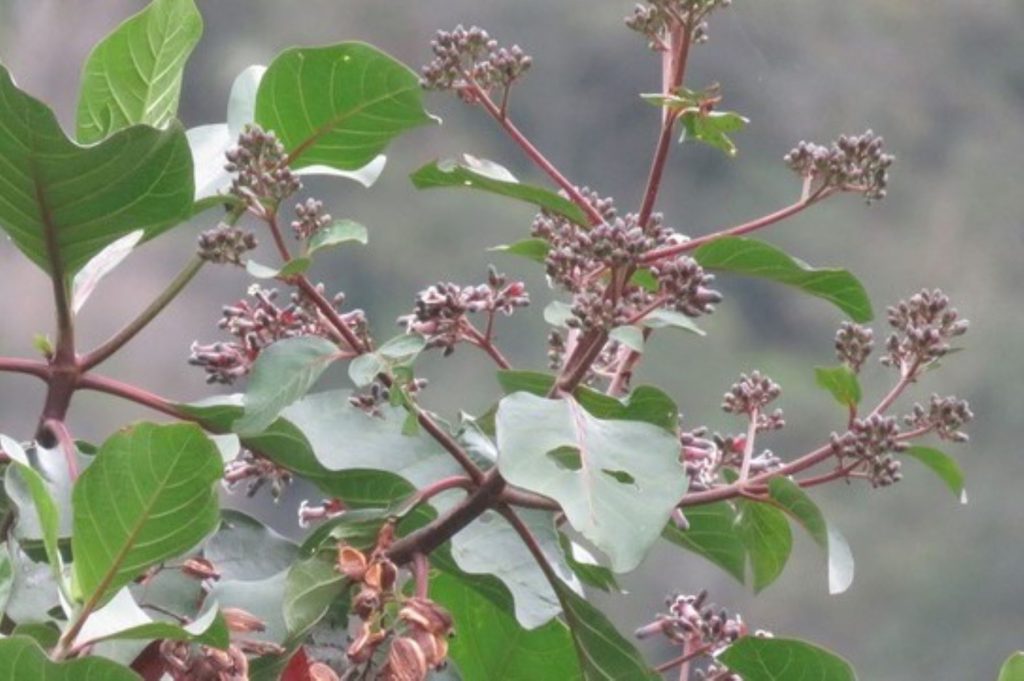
626, 0, 734, 49
337, 526, 454, 680
225, 124, 301, 208
830, 414, 907, 487
785, 130, 894, 202
905, 394, 974, 443
835, 321, 875, 372
399, 267, 528, 357
421, 25, 532, 104
222, 449, 293, 500
197, 224, 257, 266
161, 607, 283, 680
189, 285, 362, 384
637, 591, 750, 673
291, 197, 331, 241
680, 425, 782, 492
882, 288, 968, 372
722, 371, 786, 433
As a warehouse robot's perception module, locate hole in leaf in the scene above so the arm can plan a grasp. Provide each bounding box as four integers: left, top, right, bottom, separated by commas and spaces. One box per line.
602, 469, 636, 486
546, 445, 582, 471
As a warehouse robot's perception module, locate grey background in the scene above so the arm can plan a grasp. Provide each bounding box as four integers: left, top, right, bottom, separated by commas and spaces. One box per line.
1, 1, 1023, 679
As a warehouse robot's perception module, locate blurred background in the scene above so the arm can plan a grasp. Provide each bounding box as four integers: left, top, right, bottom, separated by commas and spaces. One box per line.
1, 1, 1022, 678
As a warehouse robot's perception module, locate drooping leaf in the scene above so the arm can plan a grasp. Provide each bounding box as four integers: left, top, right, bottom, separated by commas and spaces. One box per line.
735, 498, 792, 593
0, 636, 143, 680
496, 392, 686, 572
72, 423, 222, 607
609, 326, 645, 353
204, 510, 299, 581
430, 570, 582, 680
75, 0, 203, 142
543, 301, 575, 329
0, 66, 194, 277
904, 446, 967, 502
766, 478, 855, 595
694, 237, 873, 322
999, 653, 1024, 681
495, 371, 679, 432
306, 219, 368, 258
254, 43, 435, 171
549, 578, 660, 680
71, 230, 144, 315
489, 238, 550, 264
640, 308, 706, 336
663, 502, 746, 584
5, 548, 59, 625
282, 553, 346, 638
412, 157, 588, 225
74, 589, 227, 649
1, 436, 63, 582
558, 535, 619, 593
719, 637, 857, 681
814, 366, 862, 408
245, 258, 311, 280
235, 336, 341, 436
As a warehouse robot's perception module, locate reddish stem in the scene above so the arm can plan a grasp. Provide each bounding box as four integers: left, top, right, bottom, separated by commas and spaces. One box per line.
412, 553, 429, 599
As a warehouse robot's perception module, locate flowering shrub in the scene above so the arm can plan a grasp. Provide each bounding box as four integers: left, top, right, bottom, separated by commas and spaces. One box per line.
0, 0, 996, 679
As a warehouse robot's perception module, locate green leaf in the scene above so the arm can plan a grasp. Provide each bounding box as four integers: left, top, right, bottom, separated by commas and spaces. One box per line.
550, 578, 660, 680
640, 308, 706, 336
1, 436, 63, 582
680, 110, 749, 157
75, 0, 203, 143
766, 478, 855, 595
720, 637, 857, 681
77, 597, 228, 649
694, 237, 873, 322
254, 42, 435, 171
489, 238, 551, 264
496, 393, 686, 572
0, 66, 194, 277
735, 498, 792, 593
0, 636, 143, 680
609, 326, 645, 353
71, 230, 143, 315
235, 336, 341, 436
378, 334, 427, 362
0, 544, 13, 616
412, 156, 588, 225
904, 446, 967, 503
495, 371, 679, 432
543, 301, 575, 329
663, 502, 746, 583
208, 571, 288, 645
72, 423, 222, 607
558, 535, 619, 593
814, 366, 862, 408
348, 353, 387, 388
306, 219, 368, 257
282, 553, 346, 638
245, 257, 312, 280
204, 510, 299, 581
999, 653, 1024, 681
430, 570, 582, 680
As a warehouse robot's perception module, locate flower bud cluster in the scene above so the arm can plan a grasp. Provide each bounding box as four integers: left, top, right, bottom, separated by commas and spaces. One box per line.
421, 25, 532, 97
350, 377, 428, 418
784, 130, 894, 202
225, 125, 300, 206
532, 188, 618, 289
830, 414, 907, 487
625, 1, 733, 49
223, 449, 293, 500
298, 498, 347, 528
197, 224, 257, 266
905, 394, 974, 443
291, 197, 331, 241
340, 527, 454, 681
399, 268, 529, 356
162, 607, 283, 680
637, 590, 747, 656
652, 256, 723, 316
190, 285, 358, 384
835, 321, 874, 372
722, 371, 782, 415
882, 289, 968, 370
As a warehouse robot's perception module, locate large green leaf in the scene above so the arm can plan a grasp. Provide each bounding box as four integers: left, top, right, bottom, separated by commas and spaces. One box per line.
694, 237, 873, 322
208, 570, 288, 645
904, 446, 967, 503
550, 579, 659, 681
814, 366, 862, 408
0, 636, 142, 680
999, 653, 1024, 681
74, 589, 227, 649
75, 0, 203, 143
411, 157, 588, 225
496, 392, 686, 572
720, 637, 857, 681
282, 553, 346, 638
204, 510, 299, 581
663, 502, 746, 583
0, 66, 194, 276
72, 423, 222, 606
235, 336, 341, 436
735, 498, 792, 593
1, 437, 63, 581
431, 570, 582, 681
767, 478, 854, 595
254, 43, 435, 171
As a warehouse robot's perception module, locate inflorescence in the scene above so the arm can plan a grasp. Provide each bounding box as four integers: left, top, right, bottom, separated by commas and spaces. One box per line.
421, 25, 532, 103
882, 288, 968, 370
785, 130, 894, 202
626, 0, 734, 50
